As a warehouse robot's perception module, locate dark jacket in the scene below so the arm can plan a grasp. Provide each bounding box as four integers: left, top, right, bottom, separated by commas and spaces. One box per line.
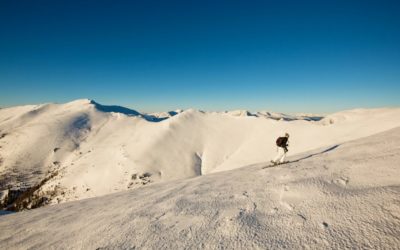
276, 137, 289, 151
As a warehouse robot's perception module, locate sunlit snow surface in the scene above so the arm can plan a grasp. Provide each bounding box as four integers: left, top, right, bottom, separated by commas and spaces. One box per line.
0, 126, 399, 249
0, 100, 400, 206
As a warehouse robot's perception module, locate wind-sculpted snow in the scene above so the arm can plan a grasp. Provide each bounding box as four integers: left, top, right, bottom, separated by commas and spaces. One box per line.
0, 127, 399, 249
0, 99, 400, 209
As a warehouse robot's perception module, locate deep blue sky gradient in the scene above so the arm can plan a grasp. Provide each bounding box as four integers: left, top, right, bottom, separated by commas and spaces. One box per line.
1, 0, 399, 113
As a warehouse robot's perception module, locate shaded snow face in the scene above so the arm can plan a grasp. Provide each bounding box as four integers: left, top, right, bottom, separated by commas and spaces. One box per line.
0, 99, 400, 209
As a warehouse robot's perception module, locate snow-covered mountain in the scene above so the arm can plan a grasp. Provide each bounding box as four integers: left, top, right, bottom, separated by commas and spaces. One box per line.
1, 126, 399, 249
1, 99, 400, 210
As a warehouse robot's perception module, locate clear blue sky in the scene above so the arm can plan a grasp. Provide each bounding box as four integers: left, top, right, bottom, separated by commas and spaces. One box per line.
1, 0, 399, 113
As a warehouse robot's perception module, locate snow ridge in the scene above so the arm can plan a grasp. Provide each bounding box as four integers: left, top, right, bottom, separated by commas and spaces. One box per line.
0, 127, 399, 249
1, 100, 400, 210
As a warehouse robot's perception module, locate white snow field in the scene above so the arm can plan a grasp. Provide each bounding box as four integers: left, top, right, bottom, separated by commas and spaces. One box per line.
0, 99, 400, 208
0, 126, 399, 249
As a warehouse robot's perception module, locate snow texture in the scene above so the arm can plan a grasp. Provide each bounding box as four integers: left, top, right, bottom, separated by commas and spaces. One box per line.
1, 100, 400, 207
0, 125, 399, 249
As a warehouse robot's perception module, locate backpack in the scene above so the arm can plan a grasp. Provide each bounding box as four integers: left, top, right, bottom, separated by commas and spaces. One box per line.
276, 137, 286, 147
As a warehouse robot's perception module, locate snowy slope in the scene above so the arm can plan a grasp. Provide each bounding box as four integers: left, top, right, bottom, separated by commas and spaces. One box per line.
0, 127, 399, 249
1, 99, 400, 208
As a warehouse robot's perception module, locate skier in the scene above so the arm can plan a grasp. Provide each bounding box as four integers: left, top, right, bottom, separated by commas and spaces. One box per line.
271, 133, 290, 165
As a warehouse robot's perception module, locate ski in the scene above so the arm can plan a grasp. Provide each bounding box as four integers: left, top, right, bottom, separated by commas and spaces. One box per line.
262, 161, 291, 169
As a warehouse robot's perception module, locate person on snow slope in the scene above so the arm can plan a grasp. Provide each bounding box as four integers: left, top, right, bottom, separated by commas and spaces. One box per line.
271, 133, 290, 165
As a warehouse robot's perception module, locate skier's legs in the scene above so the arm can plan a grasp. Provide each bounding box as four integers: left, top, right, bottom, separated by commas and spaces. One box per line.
279, 150, 287, 163
273, 147, 284, 163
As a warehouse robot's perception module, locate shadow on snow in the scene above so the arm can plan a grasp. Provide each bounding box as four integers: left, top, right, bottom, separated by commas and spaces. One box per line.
91, 100, 177, 122
262, 144, 340, 169
291, 144, 340, 163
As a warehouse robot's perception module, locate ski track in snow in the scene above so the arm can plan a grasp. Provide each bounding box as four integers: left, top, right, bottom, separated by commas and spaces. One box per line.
0, 126, 399, 249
